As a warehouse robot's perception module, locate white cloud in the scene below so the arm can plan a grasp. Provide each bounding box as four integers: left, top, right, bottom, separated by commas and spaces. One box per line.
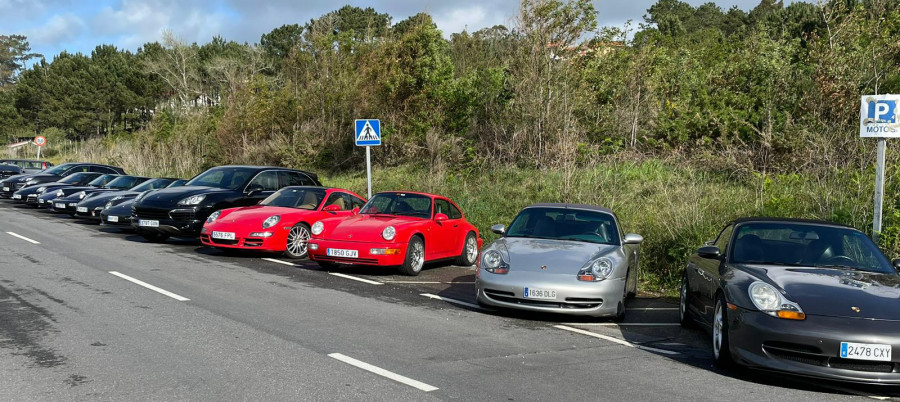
91, 0, 235, 48
25, 13, 87, 48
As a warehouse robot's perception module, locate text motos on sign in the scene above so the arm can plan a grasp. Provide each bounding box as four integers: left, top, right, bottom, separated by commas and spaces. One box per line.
861, 95, 900, 138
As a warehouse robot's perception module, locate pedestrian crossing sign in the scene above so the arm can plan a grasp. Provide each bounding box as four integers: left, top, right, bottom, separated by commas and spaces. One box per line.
355, 119, 381, 146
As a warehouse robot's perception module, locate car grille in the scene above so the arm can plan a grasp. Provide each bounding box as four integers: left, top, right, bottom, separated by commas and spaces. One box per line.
169, 210, 195, 221
763, 342, 898, 373
133, 208, 170, 220
316, 256, 380, 265
483, 289, 602, 309
243, 239, 264, 247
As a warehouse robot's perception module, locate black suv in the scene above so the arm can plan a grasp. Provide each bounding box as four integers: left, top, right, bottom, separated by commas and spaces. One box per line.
131, 166, 320, 242
0, 162, 125, 198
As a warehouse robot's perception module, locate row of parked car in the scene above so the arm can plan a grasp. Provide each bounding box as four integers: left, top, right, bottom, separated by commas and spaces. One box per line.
4, 160, 900, 385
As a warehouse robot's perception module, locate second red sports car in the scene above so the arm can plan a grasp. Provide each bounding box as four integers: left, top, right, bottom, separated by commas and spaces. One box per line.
307, 191, 482, 275
201, 186, 366, 258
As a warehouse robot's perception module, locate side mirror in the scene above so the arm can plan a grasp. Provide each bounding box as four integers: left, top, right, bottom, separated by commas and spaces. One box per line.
623, 234, 643, 244
698, 245, 721, 260
351, 207, 360, 215
245, 184, 264, 196
491, 224, 506, 235
435, 213, 449, 222
893, 258, 900, 270
323, 204, 341, 212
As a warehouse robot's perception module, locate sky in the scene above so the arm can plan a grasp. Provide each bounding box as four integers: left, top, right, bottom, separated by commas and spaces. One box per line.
1, 0, 786, 60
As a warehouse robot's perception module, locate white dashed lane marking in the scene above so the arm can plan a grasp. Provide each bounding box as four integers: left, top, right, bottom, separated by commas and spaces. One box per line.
6, 231, 40, 244
109, 271, 190, 301
328, 353, 439, 392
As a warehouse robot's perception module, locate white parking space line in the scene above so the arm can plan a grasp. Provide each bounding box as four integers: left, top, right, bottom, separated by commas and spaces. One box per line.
328, 272, 384, 285
420, 293, 483, 310
261, 258, 301, 267
627, 307, 679, 311
109, 271, 190, 301
553, 325, 679, 355
6, 232, 40, 244
383, 281, 477, 284
328, 353, 439, 392
563, 323, 681, 327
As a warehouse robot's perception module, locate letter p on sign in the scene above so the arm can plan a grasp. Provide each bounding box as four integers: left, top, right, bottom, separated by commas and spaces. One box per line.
869, 100, 897, 123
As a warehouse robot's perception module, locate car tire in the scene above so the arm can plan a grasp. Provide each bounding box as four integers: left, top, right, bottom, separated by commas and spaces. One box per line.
455, 232, 478, 266
284, 223, 311, 259
713, 294, 734, 368
142, 233, 169, 243
679, 274, 695, 328
399, 236, 425, 276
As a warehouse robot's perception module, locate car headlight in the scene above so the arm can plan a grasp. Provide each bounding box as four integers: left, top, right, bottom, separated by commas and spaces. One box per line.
178, 194, 206, 205
311, 221, 324, 235
262, 215, 281, 229
481, 250, 509, 274
37, 186, 46, 192
77, 191, 86, 200
748, 281, 805, 320
577, 258, 614, 281
382, 226, 396, 241
55, 190, 64, 197
206, 211, 221, 223
105, 202, 113, 209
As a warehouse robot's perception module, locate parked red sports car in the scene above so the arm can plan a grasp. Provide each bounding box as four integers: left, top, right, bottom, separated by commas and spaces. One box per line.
307, 191, 482, 275
201, 186, 366, 258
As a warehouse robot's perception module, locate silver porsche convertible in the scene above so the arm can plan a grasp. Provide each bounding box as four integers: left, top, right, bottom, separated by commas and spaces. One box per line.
475, 203, 643, 318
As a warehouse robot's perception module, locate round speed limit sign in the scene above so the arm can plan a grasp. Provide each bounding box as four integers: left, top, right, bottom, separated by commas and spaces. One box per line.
33, 136, 46, 147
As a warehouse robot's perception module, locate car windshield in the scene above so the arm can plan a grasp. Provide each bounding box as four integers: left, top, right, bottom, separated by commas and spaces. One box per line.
58, 172, 93, 184
360, 193, 432, 218
166, 179, 188, 188
88, 174, 117, 187
43, 163, 75, 175
731, 222, 896, 274
260, 188, 327, 210
186, 167, 257, 190
104, 176, 145, 190
506, 207, 621, 245
130, 179, 172, 192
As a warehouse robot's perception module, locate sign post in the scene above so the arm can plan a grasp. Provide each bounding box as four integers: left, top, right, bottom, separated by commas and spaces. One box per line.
354, 119, 381, 199
33, 135, 46, 160
860, 95, 900, 242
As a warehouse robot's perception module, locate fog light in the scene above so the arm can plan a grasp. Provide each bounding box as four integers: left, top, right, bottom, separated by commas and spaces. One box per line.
250, 232, 274, 238
370, 248, 402, 255
309, 243, 319, 250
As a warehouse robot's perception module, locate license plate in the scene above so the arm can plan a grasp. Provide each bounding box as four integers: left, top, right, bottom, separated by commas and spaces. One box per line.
108, 216, 119, 223
76, 207, 88, 213
2, 187, 8, 191
524, 287, 557, 300
139, 219, 159, 227
55, 203, 65, 208
840, 342, 892, 362
327, 248, 358, 258
12, 194, 21, 199
212, 231, 236, 240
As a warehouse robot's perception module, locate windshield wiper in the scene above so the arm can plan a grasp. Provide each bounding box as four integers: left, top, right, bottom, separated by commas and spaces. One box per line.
738, 261, 808, 267
815, 264, 866, 271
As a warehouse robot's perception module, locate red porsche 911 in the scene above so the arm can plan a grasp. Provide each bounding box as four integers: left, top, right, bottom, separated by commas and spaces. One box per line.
307, 191, 482, 275
201, 186, 366, 258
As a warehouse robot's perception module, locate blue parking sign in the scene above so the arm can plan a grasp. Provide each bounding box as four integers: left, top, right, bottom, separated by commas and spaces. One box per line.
355, 119, 381, 146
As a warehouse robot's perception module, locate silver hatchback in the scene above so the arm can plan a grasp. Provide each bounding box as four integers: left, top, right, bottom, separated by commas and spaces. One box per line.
476, 203, 643, 318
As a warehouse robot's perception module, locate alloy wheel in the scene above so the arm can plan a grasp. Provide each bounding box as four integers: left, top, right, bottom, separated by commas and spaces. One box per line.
410, 241, 425, 272
286, 225, 310, 257
713, 301, 724, 360
465, 236, 478, 262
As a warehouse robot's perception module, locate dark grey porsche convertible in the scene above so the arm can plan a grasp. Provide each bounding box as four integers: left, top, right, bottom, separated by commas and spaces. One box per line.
680, 217, 900, 384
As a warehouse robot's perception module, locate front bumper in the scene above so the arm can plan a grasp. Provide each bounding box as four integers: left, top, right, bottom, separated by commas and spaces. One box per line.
0, 182, 25, 198
99, 210, 132, 226
729, 308, 900, 384
50, 200, 80, 214
132, 206, 204, 237
476, 270, 624, 317
307, 239, 408, 266
199, 222, 290, 251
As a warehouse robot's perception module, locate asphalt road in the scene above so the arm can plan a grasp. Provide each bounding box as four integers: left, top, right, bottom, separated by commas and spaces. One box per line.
1, 201, 898, 401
